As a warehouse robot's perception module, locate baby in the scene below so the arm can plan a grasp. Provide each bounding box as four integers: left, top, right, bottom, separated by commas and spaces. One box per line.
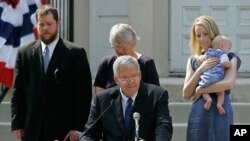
196, 35, 232, 115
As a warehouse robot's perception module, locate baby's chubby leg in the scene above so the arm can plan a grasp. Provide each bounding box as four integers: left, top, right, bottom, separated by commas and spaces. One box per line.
202, 93, 212, 110
217, 92, 225, 115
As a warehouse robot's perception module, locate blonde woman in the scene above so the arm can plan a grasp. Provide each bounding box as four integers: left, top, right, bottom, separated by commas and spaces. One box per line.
183, 15, 241, 141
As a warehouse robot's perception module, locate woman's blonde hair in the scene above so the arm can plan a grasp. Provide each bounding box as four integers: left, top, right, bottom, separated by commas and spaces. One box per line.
189, 15, 220, 56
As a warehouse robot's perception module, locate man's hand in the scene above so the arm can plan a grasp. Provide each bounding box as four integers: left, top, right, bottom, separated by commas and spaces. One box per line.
12, 129, 24, 140
63, 130, 81, 141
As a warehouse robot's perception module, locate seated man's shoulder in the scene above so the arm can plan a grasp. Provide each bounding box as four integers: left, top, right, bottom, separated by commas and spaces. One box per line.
96, 85, 120, 98
144, 83, 167, 94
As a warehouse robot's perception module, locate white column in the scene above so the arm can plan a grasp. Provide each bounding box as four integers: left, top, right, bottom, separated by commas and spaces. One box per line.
128, 0, 170, 76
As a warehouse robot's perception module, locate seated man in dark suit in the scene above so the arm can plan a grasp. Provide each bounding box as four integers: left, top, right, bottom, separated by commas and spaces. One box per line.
79, 55, 173, 141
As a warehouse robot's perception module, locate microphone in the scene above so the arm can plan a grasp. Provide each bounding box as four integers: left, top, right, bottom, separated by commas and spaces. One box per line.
78, 93, 119, 141
133, 112, 140, 140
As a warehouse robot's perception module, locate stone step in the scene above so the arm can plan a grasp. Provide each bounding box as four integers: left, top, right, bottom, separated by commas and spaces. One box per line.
0, 77, 249, 141
2, 123, 249, 141
1, 102, 249, 141
2, 102, 249, 123
169, 102, 250, 141
160, 77, 250, 102
0, 102, 11, 122
0, 123, 16, 141
169, 102, 250, 124
0, 100, 15, 141
1, 97, 250, 123
2, 78, 250, 103
172, 123, 186, 141
0, 123, 186, 141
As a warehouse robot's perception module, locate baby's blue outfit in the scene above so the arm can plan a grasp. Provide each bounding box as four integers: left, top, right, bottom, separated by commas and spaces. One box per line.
194, 48, 228, 87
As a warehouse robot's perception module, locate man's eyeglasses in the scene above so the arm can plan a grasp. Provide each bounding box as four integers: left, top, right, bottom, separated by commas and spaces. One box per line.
118, 76, 139, 84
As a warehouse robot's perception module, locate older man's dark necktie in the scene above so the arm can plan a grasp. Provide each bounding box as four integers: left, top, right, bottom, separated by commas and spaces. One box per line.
125, 98, 133, 130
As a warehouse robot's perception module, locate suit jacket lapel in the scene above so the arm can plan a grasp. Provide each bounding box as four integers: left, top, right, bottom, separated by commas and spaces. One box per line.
133, 82, 147, 114
32, 40, 44, 74
46, 38, 66, 75
127, 82, 147, 133
111, 88, 126, 133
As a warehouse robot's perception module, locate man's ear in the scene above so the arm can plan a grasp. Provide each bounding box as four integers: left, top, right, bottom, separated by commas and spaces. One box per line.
113, 76, 119, 85
138, 71, 142, 78
57, 19, 61, 26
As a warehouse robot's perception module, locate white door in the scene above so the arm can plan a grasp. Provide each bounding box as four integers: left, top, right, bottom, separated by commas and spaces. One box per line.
90, 0, 128, 77
170, 0, 250, 73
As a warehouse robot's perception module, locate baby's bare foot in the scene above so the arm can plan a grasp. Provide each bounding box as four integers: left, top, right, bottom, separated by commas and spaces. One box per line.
217, 104, 225, 115
204, 99, 212, 110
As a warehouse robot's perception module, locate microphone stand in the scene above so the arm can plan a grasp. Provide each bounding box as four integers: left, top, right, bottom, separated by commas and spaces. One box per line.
78, 93, 118, 141
133, 112, 140, 141
135, 125, 139, 141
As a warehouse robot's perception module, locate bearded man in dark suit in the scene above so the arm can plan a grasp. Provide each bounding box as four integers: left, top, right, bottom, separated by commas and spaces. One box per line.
80, 55, 173, 141
11, 4, 92, 141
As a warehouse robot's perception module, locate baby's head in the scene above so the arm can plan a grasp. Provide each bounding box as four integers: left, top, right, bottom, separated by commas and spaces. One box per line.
212, 35, 232, 54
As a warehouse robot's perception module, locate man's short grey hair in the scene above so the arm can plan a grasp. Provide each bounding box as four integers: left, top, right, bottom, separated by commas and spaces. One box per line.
109, 23, 140, 48
113, 55, 140, 76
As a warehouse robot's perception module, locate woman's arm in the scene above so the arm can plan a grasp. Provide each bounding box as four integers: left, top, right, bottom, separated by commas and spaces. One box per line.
195, 57, 238, 95
183, 58, 203, 100
183, 57, 218, 100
